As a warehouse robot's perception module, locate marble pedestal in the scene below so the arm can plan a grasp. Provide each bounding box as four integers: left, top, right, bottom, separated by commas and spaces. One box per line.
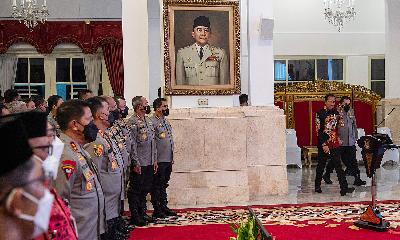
166, 106, 287, 207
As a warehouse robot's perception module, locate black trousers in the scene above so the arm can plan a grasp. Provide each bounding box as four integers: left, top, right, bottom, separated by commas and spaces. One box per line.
326, 146, 360, 177
315, 147, 348, 191
151, 162, 172, 209
127, 165, 154, 217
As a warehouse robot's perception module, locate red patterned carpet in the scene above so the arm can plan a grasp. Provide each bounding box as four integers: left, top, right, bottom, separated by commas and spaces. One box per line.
129, 201, 400, 240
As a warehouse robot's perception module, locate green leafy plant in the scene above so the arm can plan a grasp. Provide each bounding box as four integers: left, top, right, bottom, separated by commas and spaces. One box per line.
229, 213, 272, 240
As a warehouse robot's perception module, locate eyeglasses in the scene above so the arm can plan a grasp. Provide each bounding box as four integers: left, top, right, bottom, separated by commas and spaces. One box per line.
34, 145, 53, 155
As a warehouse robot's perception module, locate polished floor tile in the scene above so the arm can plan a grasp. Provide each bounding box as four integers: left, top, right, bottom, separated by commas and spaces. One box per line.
251, 163, 400, 206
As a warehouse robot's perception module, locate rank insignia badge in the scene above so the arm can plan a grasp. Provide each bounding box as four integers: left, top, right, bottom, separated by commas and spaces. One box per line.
93, 144, 103, 157
111, 160, 118, 170
86, 181, 93, 191
70, 142, 78, 152
78, 154, 85, 161
61, 160, 76, 180
142, 133, 148, 141
83, 169, 94, 181
159, 132, 166, 139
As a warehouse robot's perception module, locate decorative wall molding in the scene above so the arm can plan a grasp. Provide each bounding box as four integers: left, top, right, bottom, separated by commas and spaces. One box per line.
0, 20, 122, 54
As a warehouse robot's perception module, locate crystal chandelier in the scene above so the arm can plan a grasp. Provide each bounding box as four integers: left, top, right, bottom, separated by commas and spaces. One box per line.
323, 0, 356, 32
11, 0, 49, 29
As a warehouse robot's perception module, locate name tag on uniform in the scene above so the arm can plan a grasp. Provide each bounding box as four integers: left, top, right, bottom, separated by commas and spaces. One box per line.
93, 144, 104, 157
142, 133, 148, 141
160, 132, 166, 139
111, 160, 118, 170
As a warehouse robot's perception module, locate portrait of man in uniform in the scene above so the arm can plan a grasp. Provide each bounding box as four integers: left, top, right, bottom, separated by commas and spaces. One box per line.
175, 16, 229, 86
163, 0, 240, 95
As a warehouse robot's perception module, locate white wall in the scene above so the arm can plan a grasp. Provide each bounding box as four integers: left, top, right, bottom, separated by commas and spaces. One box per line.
273, 0, 385, 87
122, 0, 149, 107
148, 0, 162, 103
248, 0, 274, 106
385, 0, 400, 99
346, 56, 369, 88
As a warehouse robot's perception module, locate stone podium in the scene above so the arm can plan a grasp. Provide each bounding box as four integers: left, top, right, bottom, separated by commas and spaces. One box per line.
166, 106, 287, 207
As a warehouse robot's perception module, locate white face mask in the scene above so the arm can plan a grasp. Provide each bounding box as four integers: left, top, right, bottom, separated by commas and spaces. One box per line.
42, 137, 64, 179
6, 189, 54, 238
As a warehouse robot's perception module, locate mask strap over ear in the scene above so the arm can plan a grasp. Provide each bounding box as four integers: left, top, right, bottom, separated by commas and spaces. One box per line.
5, 188, 18, 211
6, 188, 38, 222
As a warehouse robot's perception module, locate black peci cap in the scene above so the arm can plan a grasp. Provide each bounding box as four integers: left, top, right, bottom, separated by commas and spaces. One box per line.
193, 16, 210, 29
0, 116, 33, 176
19, 111, 48, 138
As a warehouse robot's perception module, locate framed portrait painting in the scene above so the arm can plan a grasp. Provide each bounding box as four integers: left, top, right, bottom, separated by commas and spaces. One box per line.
163, 0, 240, 95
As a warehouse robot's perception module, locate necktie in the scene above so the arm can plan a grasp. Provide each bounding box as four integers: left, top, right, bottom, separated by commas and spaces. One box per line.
199, 47, 203, 60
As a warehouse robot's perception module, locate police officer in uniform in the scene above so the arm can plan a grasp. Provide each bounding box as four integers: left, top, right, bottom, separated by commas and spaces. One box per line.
85, 97, 127, 240
127, 96, 158, 226
54, 100, 106, 240
323, 96, 366, 186
103, 96, 132, 219
176, 16, 229, 86
104, 96, 132, 176
151, 98, 177, 217
47, 95, 64, 136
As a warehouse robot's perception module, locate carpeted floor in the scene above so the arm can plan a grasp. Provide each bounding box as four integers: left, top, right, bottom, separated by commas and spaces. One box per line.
129, 201, 400, 240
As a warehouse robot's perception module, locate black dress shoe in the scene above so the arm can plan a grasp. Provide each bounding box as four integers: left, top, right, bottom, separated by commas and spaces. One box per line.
344, 168, 352, 176
143, 213, 154, 223
152, 210, 167, 219
340, 187, 355, 196
354, 178, 367, 186
315, 187, 322, 193
323, 174, 333, 184
130, 216, 147, 227
163, 207, 178, 216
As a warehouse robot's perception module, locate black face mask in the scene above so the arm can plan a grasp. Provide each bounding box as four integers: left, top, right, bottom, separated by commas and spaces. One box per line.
121, 107, 129, 118
162, 108, 170, 116
343, 104, 351, 112
108, 112, 116, 126
82, 121, 98, 142
144, 105, 151, 114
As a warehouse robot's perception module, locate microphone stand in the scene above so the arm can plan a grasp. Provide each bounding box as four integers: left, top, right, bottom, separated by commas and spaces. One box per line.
375, 108, 396, 133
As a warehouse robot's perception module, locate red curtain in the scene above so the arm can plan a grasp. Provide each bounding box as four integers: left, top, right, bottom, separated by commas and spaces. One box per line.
294, 101, 310, 147
275, 101, 284, 110
354, 101, 374, 135
311, 101, 326, 146
0, 21, 122, 54
103, 43, 124, 96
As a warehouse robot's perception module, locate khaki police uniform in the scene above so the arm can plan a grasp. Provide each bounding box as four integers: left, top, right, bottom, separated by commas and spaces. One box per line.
151, 115, 174, 211
84, 131, 123, 221
109, 119, 132, 201
47, 114, 60, 137
55, 133, 106, 240
127, 115, 157, 220
176, 43, 229, 86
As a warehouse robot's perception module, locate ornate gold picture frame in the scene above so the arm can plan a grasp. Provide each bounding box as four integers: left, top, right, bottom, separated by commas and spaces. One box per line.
163, 0, 240, 95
